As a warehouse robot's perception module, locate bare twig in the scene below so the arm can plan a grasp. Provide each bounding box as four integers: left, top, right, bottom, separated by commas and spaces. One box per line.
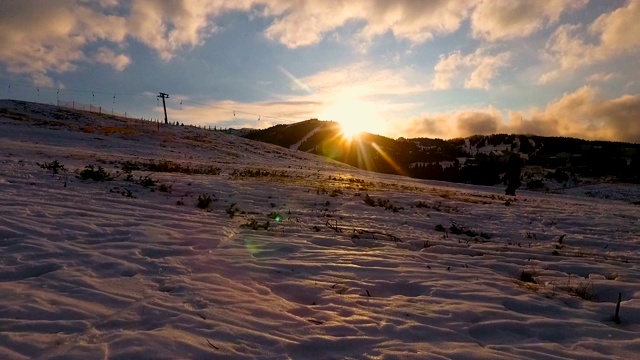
206, 339, 219, 349
614, 292, 622, 324
325, 220, 342, 233
354, 228, 402, 242
322, 220, 401, 242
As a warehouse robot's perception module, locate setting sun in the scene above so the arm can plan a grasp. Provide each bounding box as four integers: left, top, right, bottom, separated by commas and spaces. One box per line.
339, 120, 363, 139
319, 98, 387, 138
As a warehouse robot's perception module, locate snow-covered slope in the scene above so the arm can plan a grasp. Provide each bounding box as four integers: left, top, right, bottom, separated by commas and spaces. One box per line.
1, 100, 640, 359
289, 125, 323, 151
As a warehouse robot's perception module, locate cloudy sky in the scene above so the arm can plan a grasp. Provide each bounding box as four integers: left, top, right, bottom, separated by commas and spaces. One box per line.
1, 0, 639, 142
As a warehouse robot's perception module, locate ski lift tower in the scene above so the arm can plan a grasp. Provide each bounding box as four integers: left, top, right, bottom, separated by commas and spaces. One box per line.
158, 92, 169, 124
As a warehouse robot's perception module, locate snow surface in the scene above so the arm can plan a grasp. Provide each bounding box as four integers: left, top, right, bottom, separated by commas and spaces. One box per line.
1, 100, 640, 359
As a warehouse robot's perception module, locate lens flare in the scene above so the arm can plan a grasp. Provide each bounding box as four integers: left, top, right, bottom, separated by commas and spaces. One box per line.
371, 142, 407, 176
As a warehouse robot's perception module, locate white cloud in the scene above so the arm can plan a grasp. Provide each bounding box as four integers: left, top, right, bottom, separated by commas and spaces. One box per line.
393, 106, 503, 139
358, 1, 476, 44
432, 52, 463, 90
465, 52, 510, 89
471, 0, 587, 41
2, 0, 635, 96
0, 0, 241, 83
97, 0, 120, 8
93, 47, 131, 71
540, 0, 640, 83
262, 1, 362, 48
531, 86, 640, 142
591, 0, 640, 53
586, 72, 616, 83
302, 62, 426, 97
0, 2, 89, 83
261, 0, 478, 48
432, 49, 510, 90
261, 0, 592, 48
261, 0, 593, 48
401, 86, 640, 143
126, 0, 228, 61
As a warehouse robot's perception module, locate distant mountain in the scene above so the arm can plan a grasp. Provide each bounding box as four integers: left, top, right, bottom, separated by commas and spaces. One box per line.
244, 118, 328, 150
244, 119, 405, 174
244, 120, 640, 187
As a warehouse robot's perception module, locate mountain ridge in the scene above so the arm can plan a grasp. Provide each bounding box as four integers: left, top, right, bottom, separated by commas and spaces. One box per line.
243, 119, 640, 187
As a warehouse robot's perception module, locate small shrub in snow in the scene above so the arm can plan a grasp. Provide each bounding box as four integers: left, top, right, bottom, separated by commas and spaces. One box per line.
78, 165, 114, 181
110, 187, 135, 198
136, 175, 156, 188
241, 219, 270, 230
519, 270, 537, 284
364, 194, 376, 207
415, 201, 429, 208
118, 159, 220, 175
363, 194, 404, 212
231, 168, 289, 178
226, 203, 239, 218
571, 280, 596, 301
158, 183, 172, 193
38, 160, 66, 174
448, 222, 467, 235
329, 188, 343, 197
415, 200, 459, 213
444, 222, 490, 239
197, 194, 215, 209
120, 160, 141, 172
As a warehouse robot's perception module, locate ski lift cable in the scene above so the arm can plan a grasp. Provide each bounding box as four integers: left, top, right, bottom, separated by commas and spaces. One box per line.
0, 80, 300, 123
0, 81, 158, 99
178, 98, 291, 122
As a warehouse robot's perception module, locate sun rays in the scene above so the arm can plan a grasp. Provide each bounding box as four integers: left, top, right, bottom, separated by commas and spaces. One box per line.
319, 97, 388, 137
311, 121, 404, 177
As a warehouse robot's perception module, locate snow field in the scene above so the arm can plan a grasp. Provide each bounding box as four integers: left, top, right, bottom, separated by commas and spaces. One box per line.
1, 100, 640, 359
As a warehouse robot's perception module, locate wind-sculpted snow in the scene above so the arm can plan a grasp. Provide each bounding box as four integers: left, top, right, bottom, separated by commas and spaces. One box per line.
1, 100, 639, 359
